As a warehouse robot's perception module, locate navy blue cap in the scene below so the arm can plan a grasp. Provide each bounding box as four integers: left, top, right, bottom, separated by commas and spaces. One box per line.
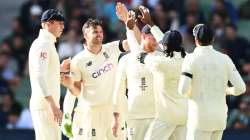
159, 30, 182, 47
41, 9, 65, 22
141, 25, 151, 34
193, 24, 213, 44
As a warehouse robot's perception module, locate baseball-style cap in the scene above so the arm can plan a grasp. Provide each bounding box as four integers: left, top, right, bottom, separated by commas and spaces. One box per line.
193, 24, 213, 43
141, 25, 152, 34
159, 30, 182, 47
41, 9, 65, 22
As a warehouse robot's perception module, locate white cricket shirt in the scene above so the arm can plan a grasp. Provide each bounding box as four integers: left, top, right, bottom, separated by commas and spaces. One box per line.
29, 29, 60, 110
113, 53, 155, 119
144, 52, 187, 125
178, 45, 246, 131
70, 41, 122, 106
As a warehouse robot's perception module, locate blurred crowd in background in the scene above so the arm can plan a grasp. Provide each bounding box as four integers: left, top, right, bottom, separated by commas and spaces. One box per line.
0, 0, 250, 131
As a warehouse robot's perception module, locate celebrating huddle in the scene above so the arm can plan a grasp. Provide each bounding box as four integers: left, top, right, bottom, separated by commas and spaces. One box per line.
28, 2, 246, 140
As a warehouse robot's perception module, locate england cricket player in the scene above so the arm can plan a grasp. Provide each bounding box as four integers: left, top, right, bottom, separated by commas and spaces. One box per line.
29, 9, 64, 140
112, 18, 159, 139
60, 16, 136, 139
61, 90, 89, 140
141, 30, 187, 140
178, 24, 246, 140
127, 6, 188, 140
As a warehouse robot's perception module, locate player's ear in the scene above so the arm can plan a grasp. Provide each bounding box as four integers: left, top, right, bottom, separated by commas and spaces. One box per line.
83, 31, 88, 40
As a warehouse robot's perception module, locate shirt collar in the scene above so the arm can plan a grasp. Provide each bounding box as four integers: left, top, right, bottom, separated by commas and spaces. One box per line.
194, 45, 213, 52
38, 29, 57, 43
84, 46, 104, 57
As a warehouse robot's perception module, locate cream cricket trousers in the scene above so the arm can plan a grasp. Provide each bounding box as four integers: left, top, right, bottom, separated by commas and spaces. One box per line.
145, 119, 186, 140
31, 108, 61, 140
126, 118, 153, 140
70, 108, 88, 140
74, 104, 125, 140
186, 129, 223, 140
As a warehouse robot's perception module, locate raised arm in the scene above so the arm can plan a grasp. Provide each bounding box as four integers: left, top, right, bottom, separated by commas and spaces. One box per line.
138, 5, 165, 50
116, 2, 141, 51
125, 10, 143, 54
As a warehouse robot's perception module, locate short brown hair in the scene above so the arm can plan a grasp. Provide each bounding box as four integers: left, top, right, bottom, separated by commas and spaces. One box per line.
82, 18, 102, 34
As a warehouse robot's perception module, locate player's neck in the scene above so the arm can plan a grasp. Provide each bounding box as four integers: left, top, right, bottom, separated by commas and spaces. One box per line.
86, 44, 102, 54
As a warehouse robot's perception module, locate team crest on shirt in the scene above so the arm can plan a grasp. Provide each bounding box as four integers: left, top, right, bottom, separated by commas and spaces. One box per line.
103, 52, 110, 59
86, 61, 93, 67
40, 51, 48, 60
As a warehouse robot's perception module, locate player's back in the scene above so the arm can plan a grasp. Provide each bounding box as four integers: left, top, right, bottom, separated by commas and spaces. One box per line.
121, 53, 155, 119
145, 52, 187, 125
187, 46, 230, 130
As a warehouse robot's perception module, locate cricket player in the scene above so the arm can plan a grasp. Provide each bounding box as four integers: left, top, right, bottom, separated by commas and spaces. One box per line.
60, 14, 140, 139
29, 9, 65, 140
61, 90, 89, 140
178, 24, 246, 140
129, 6, 188, 140
112, 18, 159, 140
140, 30, 187, 140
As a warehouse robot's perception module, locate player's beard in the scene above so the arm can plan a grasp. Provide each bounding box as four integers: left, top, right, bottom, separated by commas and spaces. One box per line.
93, 37, 103, 45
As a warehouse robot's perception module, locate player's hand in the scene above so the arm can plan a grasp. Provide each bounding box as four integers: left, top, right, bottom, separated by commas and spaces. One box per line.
116, 2, 128, 23
60, 58, 73, 88
111, 117, 120, 137
61, 113, 73, 138
50, 104, 63, 124
138, 5, 154, 27
61, 58, 71, 74
126, 10, 136, 29
60, 73, 73, 88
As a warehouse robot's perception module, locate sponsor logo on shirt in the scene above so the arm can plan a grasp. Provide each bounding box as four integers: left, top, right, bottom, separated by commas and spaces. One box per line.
92, 63, 113, 78
86, 61, 93, 67
103, 52, 110, 59
40, 51, 48, 60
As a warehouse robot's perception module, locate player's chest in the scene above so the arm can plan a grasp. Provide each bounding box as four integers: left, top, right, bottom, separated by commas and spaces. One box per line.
48, 48, 60, 68
81, 52, 117, 79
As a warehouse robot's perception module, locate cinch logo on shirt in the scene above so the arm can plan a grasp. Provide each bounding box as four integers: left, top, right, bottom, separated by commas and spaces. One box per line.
92, 63, 113, 78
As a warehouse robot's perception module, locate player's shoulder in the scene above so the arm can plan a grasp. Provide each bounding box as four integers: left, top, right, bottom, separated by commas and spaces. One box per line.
214, 49, 230, 62
30, 39, 51, 52
102, 41, 120, 52
103, 40, 119, 48
119, 52, 129, 63
183, 53, 194, 61
72, 50, 86, 61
